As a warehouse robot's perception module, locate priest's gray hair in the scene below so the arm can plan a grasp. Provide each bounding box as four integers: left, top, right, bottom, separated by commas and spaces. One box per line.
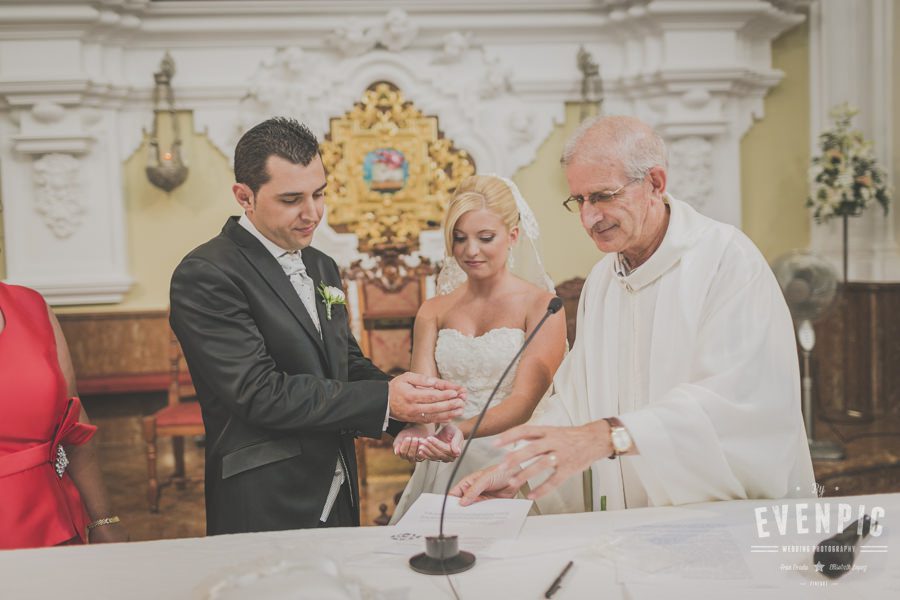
560, 115, 668, 179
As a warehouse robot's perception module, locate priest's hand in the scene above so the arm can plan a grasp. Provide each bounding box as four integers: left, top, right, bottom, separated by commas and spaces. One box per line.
495, 421, 614, 500
388, 372, 466, 424
450, 464, 522, 505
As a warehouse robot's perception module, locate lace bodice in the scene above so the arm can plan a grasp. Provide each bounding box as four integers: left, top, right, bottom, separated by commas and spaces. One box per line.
434, 327, 525, 420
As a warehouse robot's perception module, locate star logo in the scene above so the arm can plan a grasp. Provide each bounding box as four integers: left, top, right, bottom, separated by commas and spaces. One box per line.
815, 561, 825, 573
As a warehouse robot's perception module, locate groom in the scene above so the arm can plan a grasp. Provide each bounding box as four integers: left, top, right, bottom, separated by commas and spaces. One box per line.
170, 117, 465, 534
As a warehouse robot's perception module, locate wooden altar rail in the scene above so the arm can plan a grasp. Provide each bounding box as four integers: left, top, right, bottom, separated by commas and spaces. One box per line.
57, 310, 190, 395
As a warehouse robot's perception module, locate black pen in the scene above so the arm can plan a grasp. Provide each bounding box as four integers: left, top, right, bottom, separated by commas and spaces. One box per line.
544, 560, 573, 598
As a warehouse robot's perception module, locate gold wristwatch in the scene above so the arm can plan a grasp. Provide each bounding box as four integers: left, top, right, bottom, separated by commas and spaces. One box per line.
603, 417, 633, 458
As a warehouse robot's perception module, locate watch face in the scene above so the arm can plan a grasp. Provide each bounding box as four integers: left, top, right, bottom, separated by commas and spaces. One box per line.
611, 428, 632, 453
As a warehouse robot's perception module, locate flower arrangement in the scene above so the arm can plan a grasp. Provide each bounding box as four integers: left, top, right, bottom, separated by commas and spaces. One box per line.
807, 103, 891, 222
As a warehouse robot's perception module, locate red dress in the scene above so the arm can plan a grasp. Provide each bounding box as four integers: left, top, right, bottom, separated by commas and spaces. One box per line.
0, 283, 97, 549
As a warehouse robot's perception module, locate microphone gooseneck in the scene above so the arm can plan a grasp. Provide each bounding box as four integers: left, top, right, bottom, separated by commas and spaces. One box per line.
437, 296, 563, 538
408, 297, 563, 577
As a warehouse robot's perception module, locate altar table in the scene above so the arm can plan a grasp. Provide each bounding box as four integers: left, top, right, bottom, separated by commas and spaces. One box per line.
2, 493, 897, 599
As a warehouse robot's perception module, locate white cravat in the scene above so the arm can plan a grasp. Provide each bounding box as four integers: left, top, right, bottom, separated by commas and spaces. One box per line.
277, 251, 322, 336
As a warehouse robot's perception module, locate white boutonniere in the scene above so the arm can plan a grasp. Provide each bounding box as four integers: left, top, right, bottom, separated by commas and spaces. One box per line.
317, 282, 347, 320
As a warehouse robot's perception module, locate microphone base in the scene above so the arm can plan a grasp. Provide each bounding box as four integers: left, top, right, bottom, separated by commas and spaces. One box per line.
409, 535, 476, 575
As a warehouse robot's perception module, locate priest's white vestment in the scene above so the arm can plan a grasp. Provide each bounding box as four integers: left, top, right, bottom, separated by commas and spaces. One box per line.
542, 196, 815, 511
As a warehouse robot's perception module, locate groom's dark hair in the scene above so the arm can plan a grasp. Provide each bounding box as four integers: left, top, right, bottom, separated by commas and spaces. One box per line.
233, 117, 320, 193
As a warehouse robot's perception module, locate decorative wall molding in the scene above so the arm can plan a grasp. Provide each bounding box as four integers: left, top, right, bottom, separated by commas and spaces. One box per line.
232, 46, 558, 178
33, 153, 86, 239
326, 8, 419, 56
808, 0, 898, 281
0, 1, 806, 301
666, 136, 714, 211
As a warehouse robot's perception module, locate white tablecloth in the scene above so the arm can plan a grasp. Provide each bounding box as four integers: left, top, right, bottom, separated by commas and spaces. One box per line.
2, 494, 897, 599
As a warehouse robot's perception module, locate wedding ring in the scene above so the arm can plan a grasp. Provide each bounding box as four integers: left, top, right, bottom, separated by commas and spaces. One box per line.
421, 412, 426, 419
548, 454, 557, 464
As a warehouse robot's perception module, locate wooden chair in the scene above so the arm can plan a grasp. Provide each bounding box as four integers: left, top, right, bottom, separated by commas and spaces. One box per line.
141, 326, 205, 512
343, 246, 434, 521
347, 247, 432, 370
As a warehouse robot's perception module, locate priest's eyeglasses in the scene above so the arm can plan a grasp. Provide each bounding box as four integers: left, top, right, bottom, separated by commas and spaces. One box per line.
562, 177, 642, 213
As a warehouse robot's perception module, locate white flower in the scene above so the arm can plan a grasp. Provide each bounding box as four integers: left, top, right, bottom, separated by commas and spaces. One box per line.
321, 285, 345, 302
860, 186, 872, 202
317, 282, 347, 320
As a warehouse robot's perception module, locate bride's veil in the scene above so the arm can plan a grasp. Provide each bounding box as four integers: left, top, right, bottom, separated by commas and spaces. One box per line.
435, 175, 556, 296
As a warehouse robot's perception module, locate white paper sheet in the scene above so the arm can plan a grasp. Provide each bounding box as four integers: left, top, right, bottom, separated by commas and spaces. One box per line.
392, 493, 532, 538
376, 494, 532, 557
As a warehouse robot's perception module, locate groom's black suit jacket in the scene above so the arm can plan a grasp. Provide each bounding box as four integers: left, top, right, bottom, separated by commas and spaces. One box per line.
170, 217, 396, 534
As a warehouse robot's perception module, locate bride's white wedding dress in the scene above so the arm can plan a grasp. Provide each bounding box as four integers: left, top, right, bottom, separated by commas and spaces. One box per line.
390, 327, 584, 522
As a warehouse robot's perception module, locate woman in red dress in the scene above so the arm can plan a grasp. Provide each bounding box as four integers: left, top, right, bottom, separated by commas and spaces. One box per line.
0, 282, 127, 549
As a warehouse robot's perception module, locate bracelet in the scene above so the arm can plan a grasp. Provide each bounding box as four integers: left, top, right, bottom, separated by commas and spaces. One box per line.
87, 516, 121, 531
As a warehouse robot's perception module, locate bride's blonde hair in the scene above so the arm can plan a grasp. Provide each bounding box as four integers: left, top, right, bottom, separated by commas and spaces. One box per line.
444, 175, 520, 255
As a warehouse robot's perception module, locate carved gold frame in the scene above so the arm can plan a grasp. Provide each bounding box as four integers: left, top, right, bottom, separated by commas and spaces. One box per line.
320, 81, 476, 251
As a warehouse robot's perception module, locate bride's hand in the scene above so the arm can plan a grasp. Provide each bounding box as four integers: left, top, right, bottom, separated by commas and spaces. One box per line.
393, 423, 433, 463
418, 424, 463, 463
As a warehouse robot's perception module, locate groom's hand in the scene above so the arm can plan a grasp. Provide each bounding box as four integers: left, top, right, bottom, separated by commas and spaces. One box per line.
388, 372, 466, 424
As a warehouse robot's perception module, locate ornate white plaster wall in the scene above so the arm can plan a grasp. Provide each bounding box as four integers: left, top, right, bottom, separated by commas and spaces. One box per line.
0, 0, 805, 303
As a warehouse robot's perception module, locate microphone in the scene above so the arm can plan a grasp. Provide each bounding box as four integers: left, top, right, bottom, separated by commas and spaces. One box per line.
813, 515, 874, 579
409, 297, 564, 575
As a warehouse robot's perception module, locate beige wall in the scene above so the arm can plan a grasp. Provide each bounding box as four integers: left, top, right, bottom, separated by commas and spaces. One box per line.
740, 23, 811, 261
29, 23, 814, 312
514, 103, 603, 284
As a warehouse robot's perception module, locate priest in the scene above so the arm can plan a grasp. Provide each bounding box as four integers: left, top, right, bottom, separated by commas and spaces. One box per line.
452, 115, 815, 510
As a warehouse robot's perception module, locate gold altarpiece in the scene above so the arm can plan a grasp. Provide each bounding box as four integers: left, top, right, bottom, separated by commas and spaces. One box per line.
320, 81, 475, 252
323, 83, 476, 510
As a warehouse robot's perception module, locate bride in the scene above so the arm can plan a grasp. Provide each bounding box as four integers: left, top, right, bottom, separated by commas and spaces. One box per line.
390, 174, 584, 521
